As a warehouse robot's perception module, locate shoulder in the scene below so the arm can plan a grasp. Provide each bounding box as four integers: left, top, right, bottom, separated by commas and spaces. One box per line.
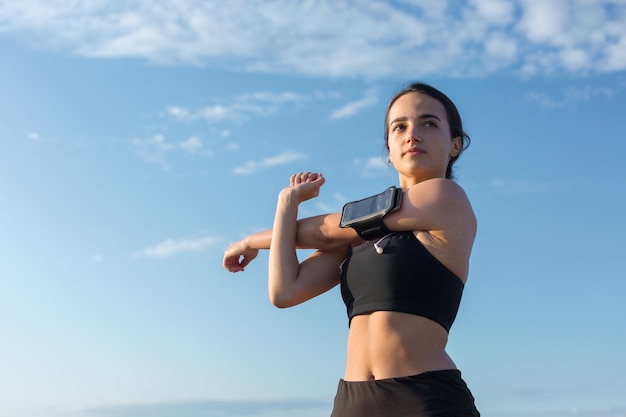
395, 178, 476, 234
405, 178, 471, 208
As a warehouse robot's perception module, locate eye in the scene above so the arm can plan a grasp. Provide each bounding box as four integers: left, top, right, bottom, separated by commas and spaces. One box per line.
391, 123, 407, 132
423, 120, 438, 128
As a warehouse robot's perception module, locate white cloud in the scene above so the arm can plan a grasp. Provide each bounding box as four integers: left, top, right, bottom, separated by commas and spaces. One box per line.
516, 0, 626, 75
471, 0, 516, 24
83, 398, 331, 417
26, 131, 40, 141
233, 150, 307, 175
180, 136, 202, 153
364, 157, 389, 172
518, 0, 569, 44
199, 105, 231, 122
167, 105, 192, 121
133, 236, 221, 258
524, 85, 616, 108
485, 34, 519, 61
330, 88, 378, 120
131, 134, 208, 167
1, 1, 625, 78
605, 36, 626, 71
351, 156, 392, 178
489, 178, 564, 194
167, 91, 309, 125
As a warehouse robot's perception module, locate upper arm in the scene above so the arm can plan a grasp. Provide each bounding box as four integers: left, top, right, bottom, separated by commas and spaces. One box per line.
274, 246, 349, 308
384, 179, 476, 235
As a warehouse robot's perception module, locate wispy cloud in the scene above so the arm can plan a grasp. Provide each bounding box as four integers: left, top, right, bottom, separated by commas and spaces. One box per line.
133, 236, 221, 258
83, 398, 331, 417
315, 191, 350, 214
330, 88, 378, 120
489, 178, 564, 194
1, 1, 624, 78
131, 134, 209, 168
353, 156, 391, 178
524, 85, 617, 108
233, 150, 307, 175
141, 92, 318, 169
26, 131, 40, 141
492, 406, 626, 417
167, 92, 309, 124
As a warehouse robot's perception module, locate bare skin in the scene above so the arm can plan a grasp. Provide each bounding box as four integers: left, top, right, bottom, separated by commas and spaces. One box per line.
223, 92, 477, 381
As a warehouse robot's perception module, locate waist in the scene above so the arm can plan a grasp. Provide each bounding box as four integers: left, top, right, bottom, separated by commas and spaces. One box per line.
344, 311, 455, 381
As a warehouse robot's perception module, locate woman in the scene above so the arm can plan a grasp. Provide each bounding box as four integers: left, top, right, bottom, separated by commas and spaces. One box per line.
223, 83, 480, 416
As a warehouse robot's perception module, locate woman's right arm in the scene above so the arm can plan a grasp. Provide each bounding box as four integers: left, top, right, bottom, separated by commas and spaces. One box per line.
222, 208, 358, 273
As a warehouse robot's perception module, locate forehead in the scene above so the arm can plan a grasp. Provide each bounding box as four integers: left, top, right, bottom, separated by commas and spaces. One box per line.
387, 92, 447, 123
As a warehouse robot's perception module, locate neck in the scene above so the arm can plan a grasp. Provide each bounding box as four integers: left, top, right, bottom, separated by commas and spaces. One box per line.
398, 172, 445, 189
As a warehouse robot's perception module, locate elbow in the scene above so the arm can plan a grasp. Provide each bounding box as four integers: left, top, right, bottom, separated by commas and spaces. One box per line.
268, 269, 298, 308
269, 291, 295, 309
268, 280, 296, 308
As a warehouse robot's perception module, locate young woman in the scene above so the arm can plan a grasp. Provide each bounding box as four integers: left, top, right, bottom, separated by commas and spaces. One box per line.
223, 83, 480, 416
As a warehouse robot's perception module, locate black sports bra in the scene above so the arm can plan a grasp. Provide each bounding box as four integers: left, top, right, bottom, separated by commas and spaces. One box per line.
340, 231, 464, 333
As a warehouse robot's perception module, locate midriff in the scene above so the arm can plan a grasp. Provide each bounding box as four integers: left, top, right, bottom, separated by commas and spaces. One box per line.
343, 311, 456, 381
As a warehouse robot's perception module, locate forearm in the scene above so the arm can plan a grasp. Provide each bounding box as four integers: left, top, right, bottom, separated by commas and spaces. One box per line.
241, 212, 357, 252
242, 228, 272, 250
268, 190, 301, 306
223, 172, 355, 274
296, 212, 359, 249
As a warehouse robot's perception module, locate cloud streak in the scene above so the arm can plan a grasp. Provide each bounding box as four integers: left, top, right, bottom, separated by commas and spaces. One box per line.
1, 1, 625, 78
167, 92, 309, 124
524, 84, 617, 108
330, 88, 378, 120
83, 398, 331, 417
489, 178, 564, 195
131, 134, 209, 168
133, 236, 221, 258
233, 150, 307, 175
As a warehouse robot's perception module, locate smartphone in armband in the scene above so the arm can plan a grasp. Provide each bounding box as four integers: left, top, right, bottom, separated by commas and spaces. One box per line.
339, 186, 403, 240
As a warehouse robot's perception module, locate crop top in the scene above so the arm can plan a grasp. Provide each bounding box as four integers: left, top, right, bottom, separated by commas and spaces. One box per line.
340, 231, 464, 333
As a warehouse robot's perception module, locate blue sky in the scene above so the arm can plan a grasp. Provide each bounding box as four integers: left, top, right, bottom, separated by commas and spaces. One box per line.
1, 1, 625, 416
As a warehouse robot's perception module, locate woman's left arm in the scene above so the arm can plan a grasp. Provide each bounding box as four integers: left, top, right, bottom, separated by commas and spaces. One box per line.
383, 178, 476, 236
268, 173, 349, 308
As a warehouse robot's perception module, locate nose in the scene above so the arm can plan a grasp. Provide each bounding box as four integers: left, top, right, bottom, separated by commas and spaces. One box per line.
405, 126, 422, 143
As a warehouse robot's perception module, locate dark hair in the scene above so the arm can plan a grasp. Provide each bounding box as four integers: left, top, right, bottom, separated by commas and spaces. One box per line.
384, 82, 471, 180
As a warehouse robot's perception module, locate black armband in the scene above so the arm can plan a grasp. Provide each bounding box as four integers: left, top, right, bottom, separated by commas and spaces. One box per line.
339, 186, 402, 240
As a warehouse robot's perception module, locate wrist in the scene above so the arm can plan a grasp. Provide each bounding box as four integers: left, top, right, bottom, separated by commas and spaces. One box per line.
241, 236, 252, 251
278, 187, 301, 207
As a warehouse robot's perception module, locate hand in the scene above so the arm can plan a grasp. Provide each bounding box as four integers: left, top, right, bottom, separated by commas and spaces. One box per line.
284, 172, 325, 204
223, 239, 259, 273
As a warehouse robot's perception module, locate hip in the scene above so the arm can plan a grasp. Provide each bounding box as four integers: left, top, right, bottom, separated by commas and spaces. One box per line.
331, 369, 480, 417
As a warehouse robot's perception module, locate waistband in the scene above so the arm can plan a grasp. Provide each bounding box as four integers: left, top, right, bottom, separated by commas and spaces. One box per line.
339, 369, 462, 385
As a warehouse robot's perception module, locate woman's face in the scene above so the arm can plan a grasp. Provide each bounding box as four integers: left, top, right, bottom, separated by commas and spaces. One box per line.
386, 92, 461, 187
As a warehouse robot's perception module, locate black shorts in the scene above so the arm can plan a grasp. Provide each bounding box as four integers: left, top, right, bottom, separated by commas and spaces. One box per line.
330, 369, 480, 417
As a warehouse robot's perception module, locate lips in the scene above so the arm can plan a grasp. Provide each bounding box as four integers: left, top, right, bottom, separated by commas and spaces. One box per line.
404, 147, 425, 156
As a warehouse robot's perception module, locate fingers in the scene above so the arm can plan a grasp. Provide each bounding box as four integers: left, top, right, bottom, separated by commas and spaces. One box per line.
223, 242, 245, 272
224, 255, 246, 273
290, 172, 323, 186
223, 241, 259, 273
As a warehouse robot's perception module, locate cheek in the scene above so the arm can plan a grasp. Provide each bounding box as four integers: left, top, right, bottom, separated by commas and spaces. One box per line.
387, 144, 400, 162
387, 137, 401, 153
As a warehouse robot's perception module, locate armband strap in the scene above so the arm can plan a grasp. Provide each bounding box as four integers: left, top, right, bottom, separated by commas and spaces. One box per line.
339, 186, 402, 241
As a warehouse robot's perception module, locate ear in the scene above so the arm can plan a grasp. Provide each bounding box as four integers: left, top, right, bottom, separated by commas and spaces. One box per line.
450, 136, 462, 158
385, 146, 393, 165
